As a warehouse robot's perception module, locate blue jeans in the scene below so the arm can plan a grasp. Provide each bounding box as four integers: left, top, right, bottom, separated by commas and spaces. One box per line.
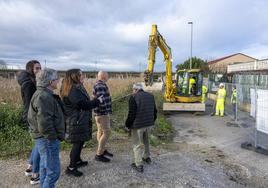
29, 142, 40, 174
36, 138, 60, 188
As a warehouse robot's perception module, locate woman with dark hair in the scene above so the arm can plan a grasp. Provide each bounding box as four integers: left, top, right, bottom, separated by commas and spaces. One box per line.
18, 60, 41, 127
17, 60, 41, 185
60, 69, 103, 177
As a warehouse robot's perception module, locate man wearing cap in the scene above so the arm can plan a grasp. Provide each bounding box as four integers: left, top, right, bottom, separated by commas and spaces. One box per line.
125, 83, 157, 173
215, 83, 226, 117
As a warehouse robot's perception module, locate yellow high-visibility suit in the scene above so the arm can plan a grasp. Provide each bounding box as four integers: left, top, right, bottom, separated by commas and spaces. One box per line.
189, 78, 196, 94
231, 88, 237, 105
215, 87, 226, 116
202, 85, 208, 103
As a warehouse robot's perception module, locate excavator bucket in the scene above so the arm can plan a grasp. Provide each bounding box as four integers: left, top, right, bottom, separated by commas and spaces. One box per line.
144, 70, 153, 86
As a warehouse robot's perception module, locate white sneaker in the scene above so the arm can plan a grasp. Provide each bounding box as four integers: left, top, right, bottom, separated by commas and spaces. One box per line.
25, 168, 32, 177
30, 176, 40, 185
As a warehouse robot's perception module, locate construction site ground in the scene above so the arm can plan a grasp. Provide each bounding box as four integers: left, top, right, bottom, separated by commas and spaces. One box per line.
1, 101, 268, 188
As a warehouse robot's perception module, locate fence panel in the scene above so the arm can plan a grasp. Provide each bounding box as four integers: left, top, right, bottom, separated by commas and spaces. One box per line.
256, 89, 268, 150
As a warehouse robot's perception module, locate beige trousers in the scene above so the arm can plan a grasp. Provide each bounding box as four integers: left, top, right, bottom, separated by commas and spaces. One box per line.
95, 115, 111, 155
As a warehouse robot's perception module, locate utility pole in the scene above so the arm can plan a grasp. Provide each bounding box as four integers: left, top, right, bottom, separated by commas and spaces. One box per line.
45, 59, 46, 67
188, 21, 193, 69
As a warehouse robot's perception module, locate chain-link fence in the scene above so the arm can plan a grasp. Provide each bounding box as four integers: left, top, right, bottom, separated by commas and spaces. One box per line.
208, 80, 268, 151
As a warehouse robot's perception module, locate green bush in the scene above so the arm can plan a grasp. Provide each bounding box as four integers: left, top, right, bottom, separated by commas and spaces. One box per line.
0, 104, 23, 129
0, 104, 33, 159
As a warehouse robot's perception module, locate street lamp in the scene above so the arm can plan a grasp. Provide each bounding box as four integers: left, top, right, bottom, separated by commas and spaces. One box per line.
188, 21, 193, 69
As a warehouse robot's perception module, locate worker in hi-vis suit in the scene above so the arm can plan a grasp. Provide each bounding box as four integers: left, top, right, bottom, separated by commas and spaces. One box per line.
215, 83, 226, 117
202, 85, 208, 103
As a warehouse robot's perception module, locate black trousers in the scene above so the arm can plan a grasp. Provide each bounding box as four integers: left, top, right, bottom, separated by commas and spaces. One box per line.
69, 141, 84, 168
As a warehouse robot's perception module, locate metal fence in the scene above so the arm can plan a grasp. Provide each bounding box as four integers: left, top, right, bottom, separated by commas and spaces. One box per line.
208, 81, 268, 150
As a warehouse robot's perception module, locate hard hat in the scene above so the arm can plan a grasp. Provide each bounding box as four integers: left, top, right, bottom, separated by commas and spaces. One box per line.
219, 83, 224, 87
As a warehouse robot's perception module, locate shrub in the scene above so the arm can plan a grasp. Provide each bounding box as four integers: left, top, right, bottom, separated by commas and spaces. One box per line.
0, 104, 33, 158
0, 104, 23, 129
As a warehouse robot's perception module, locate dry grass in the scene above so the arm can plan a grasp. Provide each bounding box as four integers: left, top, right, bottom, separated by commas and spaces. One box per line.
0, 76, 142, 105
0, 78, 21, 105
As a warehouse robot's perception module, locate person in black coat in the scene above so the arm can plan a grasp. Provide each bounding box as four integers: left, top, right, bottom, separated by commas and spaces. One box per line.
17, 60, 42, 128
60, 69, 103, 177
17, 60, 42, 184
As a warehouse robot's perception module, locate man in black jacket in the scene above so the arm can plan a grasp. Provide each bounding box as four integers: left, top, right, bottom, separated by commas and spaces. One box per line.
125, 83, 157, 172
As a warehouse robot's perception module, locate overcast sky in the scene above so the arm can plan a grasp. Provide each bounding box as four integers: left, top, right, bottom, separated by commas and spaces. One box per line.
0, 0, 268, 71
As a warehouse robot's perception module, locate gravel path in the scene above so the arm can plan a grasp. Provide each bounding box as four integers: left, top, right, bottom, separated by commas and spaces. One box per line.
1, 105, 268, 187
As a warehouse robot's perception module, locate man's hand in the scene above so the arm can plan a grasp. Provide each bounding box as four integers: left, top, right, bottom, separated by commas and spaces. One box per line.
98, 95, 104, 103
124, 127, 131, 137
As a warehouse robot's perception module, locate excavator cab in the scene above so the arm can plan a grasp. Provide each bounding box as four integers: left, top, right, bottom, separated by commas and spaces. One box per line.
176, 69, 203, 98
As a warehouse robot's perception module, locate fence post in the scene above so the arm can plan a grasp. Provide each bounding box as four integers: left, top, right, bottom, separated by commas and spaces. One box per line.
235, 83, 238, 122
254, 84, 258, 148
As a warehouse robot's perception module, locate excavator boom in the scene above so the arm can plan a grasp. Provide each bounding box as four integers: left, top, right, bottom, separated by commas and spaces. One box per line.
144, 24, 174, 101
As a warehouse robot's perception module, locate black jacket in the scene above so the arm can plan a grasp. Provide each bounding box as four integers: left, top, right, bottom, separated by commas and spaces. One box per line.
125, 90, 157, 129
27, 87, 65, 140
64, 84, 100, 143
17, 71, 36, 125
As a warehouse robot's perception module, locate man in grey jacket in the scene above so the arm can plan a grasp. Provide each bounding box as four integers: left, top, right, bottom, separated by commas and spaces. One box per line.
125, 83, 157, 173
28, 68, 65, 188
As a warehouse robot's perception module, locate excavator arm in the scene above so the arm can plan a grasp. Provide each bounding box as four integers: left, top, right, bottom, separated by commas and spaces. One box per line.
144, 24, 174, 101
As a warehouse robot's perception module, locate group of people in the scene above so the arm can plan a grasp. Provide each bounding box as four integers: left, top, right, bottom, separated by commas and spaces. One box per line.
18, 60, 157, 188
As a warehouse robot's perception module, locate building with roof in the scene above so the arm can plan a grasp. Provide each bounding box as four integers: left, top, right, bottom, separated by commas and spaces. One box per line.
208, 53, 257, 73
227, 58, 268, 74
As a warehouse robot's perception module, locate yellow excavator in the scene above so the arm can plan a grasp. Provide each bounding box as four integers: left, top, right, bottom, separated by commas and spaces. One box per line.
144, 24, 205, 111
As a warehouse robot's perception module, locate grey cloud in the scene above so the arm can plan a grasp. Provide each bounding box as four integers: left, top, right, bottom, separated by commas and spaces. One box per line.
0, 0, 268, 71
